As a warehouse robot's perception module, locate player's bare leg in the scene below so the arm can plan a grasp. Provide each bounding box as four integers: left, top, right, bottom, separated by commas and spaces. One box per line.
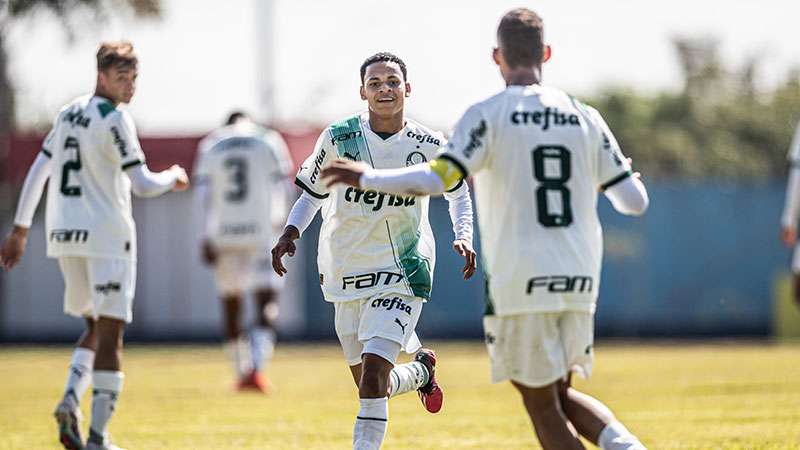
246, 288, 278, 392
560, 377, 646, 450
512, 380, 585, 450
55, 317, 97, 450
86, 317, 126, 450
792, 274, 800, 308
221, 293, 252, 388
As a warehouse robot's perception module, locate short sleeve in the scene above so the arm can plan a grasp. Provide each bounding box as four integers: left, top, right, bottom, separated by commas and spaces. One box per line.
294, 130, 334, 199
111, 110, 146, 170
788, 121, 800, 164
589, 107, 632, 191
438, 105, 490, 177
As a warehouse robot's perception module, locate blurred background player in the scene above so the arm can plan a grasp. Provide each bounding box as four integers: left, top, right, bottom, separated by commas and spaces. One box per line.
0, 41, 189, 450
272, 52, 476, 450
322, 9, 649, 450
193, 111, 293, 392
780, 120, 800, 308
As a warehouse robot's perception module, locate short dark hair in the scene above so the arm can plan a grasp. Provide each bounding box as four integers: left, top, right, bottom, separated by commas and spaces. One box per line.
96, 41, 138, 72
225, 110, 249, 125
359, 52, 407, 83
497, 8, 545, 69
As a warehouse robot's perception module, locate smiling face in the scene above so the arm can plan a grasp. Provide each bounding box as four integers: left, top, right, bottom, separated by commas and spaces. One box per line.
360, 61, 410, 119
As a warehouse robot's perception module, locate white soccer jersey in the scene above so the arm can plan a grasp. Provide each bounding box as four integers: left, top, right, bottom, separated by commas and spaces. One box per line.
296, 112, 455, 302
788, 121, 800, 163
441, 85, 632, 315
42, 95, 147, 260
194, 122, 293, 249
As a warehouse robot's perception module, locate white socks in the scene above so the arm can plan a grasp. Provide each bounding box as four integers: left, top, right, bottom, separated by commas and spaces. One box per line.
599, 421, 647, 450
353, 397, 388, 450
224, 337, 252, 377
250, 327, 276, 372
89, 371, 124, 445
388, 361, 429, 398
62, 348, 95, 408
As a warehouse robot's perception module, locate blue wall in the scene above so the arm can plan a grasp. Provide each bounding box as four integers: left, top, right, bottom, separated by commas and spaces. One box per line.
298, 181, 789, 339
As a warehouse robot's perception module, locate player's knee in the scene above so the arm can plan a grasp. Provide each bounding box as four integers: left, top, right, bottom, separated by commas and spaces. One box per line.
359, 355, 392, 398
793, 275, 800, 305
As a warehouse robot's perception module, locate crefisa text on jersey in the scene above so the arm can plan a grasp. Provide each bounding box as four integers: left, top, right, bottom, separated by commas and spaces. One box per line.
462, 120, 487, 158
526, 275, 593, 294
406, 131, 441, 146
309, 148, 327, 184
342, 271, 404, 290
511, 107, 580, 131
344, 187, 416, 211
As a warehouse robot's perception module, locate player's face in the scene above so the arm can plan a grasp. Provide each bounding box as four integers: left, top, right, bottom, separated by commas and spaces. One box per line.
360, 62, 410, 117
99, 65, 137, 104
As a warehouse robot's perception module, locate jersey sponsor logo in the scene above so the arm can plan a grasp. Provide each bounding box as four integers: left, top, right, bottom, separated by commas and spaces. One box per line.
511, 107, 580, 130
370, 296, 413, 315
342, 271, 404, 290
462, 120, 487, 158
394, 318, 408, 333
63, 107, 91, 128
220, 222, 260, 236
50, 228, 89, 243
309, 148, 327, 184
331, 130, 363, 146
344, 187, 416, 211
405, 151, 427, 167
110, 126, 128, 157
94, 282, 121, 295
406, 131, 441, 147
526, 275, 593, 294
601, 132, 624, 166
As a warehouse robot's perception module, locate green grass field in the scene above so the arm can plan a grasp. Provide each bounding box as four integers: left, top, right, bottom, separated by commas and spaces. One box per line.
1, 341, 799, 449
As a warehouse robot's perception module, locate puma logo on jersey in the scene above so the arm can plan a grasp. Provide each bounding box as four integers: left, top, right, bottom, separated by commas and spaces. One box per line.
510, 107, 580, 130
343, 271, 404, 290
50, 229, 89, 243
394, 318, 408, 333
462, 120, 487, 158
344, 187, 416, 211
94, 282, 121, 295
406, 131, 441, 146
371, 297, 413, 315
342, 151, 360, 161
526, 275, 593, 294
110, 126, 128, 157
309, 148, 327, 184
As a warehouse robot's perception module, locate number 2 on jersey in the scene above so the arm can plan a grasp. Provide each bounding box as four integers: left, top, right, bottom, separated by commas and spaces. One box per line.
224, 157, 248, 202
60, 137, 82, 197
532, 145, 572, 227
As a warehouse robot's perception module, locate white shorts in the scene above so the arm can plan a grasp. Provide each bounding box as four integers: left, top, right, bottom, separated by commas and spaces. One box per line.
214, 248, 283, 295
58, 256, 136, 323
334, 293, 423, 366
483, 311, 594, 388
792, 244, 800, 272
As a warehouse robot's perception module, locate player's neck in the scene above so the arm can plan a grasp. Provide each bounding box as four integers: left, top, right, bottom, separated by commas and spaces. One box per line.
94, 86, 120, 107
503, 67, 542, 87
368, 111, 405, 135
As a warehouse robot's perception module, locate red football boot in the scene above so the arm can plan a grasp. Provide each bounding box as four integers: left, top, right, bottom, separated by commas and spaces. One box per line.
414, 348, 443, 413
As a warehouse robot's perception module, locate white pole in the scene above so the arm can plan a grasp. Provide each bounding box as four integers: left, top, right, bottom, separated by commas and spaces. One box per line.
254, 0, 276, 125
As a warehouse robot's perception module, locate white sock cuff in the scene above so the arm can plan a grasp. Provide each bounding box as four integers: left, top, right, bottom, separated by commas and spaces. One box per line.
93, 371, 124, 392
599, 421, 632, 449
72, 348, 95, 368
358, 397, 388, 420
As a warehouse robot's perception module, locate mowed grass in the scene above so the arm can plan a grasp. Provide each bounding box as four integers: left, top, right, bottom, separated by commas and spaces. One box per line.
1, 341, 799, 449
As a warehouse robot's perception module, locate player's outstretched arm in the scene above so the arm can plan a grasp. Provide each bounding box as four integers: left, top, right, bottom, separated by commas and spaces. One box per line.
321, 159, 450, 196
127, 164, 189, 197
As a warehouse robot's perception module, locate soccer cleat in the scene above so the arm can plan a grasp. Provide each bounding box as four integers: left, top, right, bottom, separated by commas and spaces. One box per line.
414, 348, 443, 413
54, 399, 83, 450
86, 442, 126, 450
237, 370, 270, 394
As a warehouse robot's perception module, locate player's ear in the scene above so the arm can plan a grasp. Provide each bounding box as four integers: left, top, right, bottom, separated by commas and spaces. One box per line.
359, 85, 367, 101
492, 47, 503, 67
404, 82, 411, 97
543, 45, 552, 63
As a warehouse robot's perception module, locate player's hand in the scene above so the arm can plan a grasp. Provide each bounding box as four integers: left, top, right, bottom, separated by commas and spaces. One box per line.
170, 164, 190, 191
320, 160, 369, 188
201, 239, 217, 266
271, 226, 300, 277
782, 225, 797, 248
0, 226, 29, 271
453, 239, 477, 280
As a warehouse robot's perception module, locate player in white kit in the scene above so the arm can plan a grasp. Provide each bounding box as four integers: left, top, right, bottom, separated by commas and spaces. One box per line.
194, 111, 293, 392
271, 53, 476, 450
322, 10, 649, 450
780, 121, 800, 308
0, 42, 189, 450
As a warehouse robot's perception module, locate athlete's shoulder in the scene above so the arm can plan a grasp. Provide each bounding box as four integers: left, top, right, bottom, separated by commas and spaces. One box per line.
403, 117, 446, 148
325, 112, 366, 134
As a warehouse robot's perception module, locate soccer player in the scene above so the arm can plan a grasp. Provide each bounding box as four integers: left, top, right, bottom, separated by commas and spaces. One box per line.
781, 121, 800, 308
271, 52, 476, 450
321, 10, 649, 450
0, 42, 189, 450
193, 111, 293, 392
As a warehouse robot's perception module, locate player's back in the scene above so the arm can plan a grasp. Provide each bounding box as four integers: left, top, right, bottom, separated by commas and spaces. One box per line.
196, 123, 291, 249
44, 95, 144, 260
450, 84, 630, 315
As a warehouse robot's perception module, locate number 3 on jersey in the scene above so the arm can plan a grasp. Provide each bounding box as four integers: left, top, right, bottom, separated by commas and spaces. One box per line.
532, 145, 572, 227
224, 157, 248, 202
60, 136, 82, 197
